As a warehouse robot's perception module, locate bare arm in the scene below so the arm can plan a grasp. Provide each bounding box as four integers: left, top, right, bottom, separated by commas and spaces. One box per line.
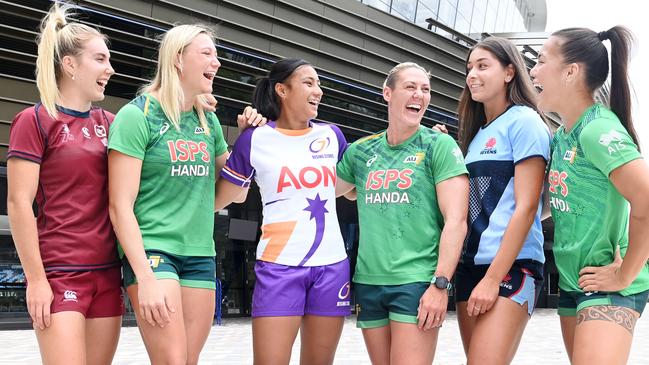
417, 174, 469, 330
579, 159, 649, 291
335, 177, 355, 198
467, 157, 546, 316
7, 158, 52, 330
108, 150, 174, 327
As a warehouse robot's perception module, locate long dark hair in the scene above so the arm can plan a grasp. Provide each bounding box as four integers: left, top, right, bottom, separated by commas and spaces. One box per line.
552, 26, 638, 147
252, 58, 311, 121
457, 37, 542, 154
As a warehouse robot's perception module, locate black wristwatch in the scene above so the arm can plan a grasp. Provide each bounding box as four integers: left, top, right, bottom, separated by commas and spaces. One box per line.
431, 275, 452, 290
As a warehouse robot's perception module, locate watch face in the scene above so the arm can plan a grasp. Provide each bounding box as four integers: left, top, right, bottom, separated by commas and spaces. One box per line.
435, 277, 449, 289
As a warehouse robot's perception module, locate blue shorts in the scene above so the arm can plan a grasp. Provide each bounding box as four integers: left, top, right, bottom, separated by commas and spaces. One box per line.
455, 261, 543, 316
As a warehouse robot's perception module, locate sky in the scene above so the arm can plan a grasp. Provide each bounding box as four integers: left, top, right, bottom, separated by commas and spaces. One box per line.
544, 0, 647, 154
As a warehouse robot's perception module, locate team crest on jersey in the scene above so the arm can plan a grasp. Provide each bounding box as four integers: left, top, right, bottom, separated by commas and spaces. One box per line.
403, 152, 425, 164
94, 125, 106, 138
480, 137, 497, 155
160, 123, 170, 136
195, 126, 205, 134
598, 129, 626, 155
563, 147, 577, 163
309, 137, 330, 153
366, 154, 378, 167
82, 127, 91, 139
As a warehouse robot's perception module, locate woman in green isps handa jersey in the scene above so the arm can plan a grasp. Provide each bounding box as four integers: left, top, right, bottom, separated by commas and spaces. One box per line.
531, 26, 649, 364
336, 62, 469, 364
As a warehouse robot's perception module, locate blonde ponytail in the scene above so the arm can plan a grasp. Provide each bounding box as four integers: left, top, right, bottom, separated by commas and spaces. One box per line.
35, 1, 105, 119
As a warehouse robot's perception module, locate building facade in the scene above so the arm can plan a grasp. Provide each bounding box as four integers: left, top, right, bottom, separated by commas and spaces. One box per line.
0, 0, 551, 325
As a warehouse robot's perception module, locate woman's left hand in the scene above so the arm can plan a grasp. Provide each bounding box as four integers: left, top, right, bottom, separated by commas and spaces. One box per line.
467, 276, 500, 317
578, 248, 628, 292
237, 106, 267, 131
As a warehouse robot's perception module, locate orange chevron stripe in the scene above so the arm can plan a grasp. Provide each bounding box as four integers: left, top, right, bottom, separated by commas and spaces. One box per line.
223, 166, 248, 180
260, 221, 298, 262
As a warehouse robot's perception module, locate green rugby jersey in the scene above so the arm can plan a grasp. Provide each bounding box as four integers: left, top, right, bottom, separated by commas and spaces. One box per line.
549, 103, 649, 295
337, 126, 467, 285
108, 94, 228, 257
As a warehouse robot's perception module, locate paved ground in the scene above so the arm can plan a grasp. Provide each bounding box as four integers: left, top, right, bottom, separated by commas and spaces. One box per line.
1, 309, 649, 364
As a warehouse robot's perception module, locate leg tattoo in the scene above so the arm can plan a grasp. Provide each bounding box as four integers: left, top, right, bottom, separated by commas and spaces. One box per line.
577, 306, 638, 334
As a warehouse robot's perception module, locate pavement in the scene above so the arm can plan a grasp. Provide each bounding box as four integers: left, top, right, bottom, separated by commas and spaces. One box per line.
1, 309, 649, 364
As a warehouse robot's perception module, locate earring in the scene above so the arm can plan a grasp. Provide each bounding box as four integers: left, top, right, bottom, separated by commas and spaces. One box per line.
71, 74, 75, 81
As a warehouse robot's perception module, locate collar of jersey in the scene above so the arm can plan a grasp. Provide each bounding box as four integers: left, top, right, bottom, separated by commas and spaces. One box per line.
382, 125, 422, 149
55, 104, 90, 118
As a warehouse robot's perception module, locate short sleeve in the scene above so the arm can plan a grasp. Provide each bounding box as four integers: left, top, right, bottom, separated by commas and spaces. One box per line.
209, 113, 228, 157
580, 119, 641, 176
336, 142, 356, 184
220, 128, 255, 188
108, 104, 150, 160
510, 109, 551, 164
431, 133, 468, 184
329, 124, 348, 162
7, 107, 46, 164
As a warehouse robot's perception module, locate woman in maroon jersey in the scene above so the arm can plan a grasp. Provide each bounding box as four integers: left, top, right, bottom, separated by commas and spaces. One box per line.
7, 3, 122, 364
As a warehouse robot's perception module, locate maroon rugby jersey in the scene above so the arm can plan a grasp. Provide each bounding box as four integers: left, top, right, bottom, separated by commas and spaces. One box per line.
8, 103, 119, 271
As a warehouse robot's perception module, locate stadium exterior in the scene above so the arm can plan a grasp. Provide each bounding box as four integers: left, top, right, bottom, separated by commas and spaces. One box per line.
0, 0, 551, 326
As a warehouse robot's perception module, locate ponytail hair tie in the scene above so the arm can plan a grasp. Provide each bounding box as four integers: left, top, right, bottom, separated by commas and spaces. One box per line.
598, 30, 609, 41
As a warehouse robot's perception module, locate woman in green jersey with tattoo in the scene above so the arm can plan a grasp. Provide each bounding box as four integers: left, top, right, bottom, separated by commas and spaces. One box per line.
531, 26, 649, 364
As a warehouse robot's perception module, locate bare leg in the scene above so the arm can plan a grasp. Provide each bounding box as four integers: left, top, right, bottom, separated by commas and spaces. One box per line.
456, 301, 476, 356
35, 311, 86, 365
390, 321, 438, 365
181, 286, 215, 365
571, 306, 638, 365
466, 298, 529, 365
361, 325, 391, 365
127, 280, 187, 364
299, 315, 344, 365
85, 316, 121, 365
253, 316, 302, 365
560, 315, 577, 362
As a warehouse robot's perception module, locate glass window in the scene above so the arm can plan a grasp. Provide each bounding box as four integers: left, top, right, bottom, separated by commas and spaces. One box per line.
391, 0, 417, 22
415, 0, 440, 27
484, 0, 498, 33
437, 0, 458, 28
361, 0, 390, 12
457, 0, 474, 22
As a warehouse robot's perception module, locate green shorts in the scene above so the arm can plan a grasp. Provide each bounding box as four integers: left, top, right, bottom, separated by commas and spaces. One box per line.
354, 282, 429, 328
122, 250, 216, 290
558, 288, 649, 316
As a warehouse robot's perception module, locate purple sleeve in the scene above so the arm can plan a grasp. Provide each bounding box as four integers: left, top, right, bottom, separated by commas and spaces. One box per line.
329, 124, 348, 162
220, 128, 255, 187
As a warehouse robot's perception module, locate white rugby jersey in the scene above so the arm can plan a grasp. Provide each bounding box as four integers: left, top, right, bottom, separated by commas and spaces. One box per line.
221, 121, 348, 266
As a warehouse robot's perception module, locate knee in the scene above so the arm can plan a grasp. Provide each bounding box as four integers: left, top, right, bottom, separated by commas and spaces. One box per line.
150, 351, 187, 365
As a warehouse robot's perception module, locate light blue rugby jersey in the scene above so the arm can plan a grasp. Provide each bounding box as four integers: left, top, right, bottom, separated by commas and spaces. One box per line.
463, 105, 550, 266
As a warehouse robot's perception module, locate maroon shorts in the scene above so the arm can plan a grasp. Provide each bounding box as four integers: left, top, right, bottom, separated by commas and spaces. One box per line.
46, 266, 124, 318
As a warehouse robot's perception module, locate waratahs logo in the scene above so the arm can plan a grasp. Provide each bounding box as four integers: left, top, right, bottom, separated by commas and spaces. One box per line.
480, 137, 497, 155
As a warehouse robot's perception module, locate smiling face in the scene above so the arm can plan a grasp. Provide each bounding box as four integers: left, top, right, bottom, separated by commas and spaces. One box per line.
530, 36, 570, 113
177, 32, 221, 97
276, 65, 322, 122
383, 67, 431, 128
63, 36, 114, 103
465, 47, 513, 105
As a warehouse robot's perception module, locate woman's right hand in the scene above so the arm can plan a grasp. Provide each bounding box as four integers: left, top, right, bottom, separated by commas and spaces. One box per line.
26, 278, 54, 330
432, 124, 448, 134
137, 277, 175, 327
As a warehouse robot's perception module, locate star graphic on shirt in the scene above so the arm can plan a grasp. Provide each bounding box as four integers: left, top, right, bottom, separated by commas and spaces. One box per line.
304, 193, 329, 220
